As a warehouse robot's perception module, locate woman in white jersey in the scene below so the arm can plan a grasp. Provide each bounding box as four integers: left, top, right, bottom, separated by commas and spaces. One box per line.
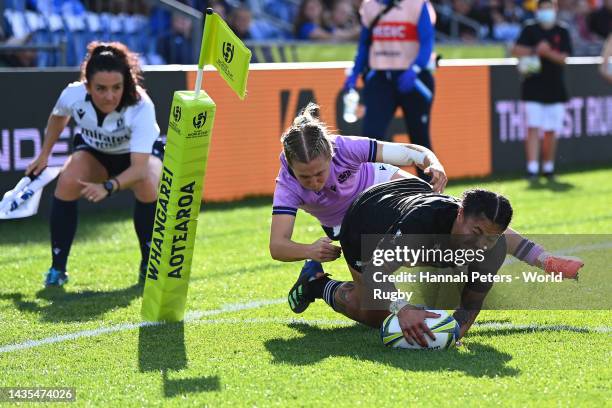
26, 41, 163, 287
269, 104, 583, 314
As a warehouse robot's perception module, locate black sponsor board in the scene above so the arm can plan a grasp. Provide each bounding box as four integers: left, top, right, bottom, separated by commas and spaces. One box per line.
491, 63, 612, 173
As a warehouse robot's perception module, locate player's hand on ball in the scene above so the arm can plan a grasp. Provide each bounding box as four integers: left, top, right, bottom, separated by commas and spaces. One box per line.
78, 180, 108, 203
424, 163, 447, 193
540, 253, 584, 279
308, 237, 341, 262
397, 307, 440, 347
26, 154, 49, 177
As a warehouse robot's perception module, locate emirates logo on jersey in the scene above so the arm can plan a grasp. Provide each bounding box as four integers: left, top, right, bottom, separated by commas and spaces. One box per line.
372, 22, 417, 41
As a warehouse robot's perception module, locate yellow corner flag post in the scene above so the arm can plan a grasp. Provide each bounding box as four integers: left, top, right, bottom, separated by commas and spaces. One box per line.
141, 8, 251, 322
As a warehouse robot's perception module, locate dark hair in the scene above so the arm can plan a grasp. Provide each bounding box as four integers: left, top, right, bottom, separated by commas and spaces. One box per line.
80, 41, 143, 107
281, 102, 333, 166
461, 189, 513, 231
294, 0, 323, 37
537, 0, 554, 7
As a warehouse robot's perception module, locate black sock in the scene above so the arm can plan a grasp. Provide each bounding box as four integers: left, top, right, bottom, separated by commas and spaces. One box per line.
50, 197, 78, 271
308, 275, 344, 307
322, 280, 344, 310
133, 199, 156, 269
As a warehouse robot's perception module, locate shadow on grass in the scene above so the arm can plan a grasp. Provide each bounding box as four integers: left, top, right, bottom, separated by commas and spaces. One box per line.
0, 207, 136, 245
265, 324, 519, 378
138, 322, 220, 398
0, 284, 142, 322
526, 178, 575, 192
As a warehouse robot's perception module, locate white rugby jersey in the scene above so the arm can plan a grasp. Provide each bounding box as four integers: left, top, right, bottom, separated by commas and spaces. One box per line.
52, 82, 160, 154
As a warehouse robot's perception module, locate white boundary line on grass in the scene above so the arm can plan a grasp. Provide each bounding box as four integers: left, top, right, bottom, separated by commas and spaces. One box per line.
1, 240, 611, 354
0, 298, 284, 354
0, 296, 610, 354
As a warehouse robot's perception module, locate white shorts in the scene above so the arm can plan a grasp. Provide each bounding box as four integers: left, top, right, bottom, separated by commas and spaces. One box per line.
524, 102, 565, 134
372, 162, 401, 185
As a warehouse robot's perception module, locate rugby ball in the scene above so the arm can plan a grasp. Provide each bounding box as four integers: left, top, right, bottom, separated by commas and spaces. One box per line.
380, 310, 460, 350
517, 56, 541, 75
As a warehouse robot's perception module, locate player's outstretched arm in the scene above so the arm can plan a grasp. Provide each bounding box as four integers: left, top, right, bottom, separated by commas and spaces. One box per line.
504, 228, 583, 279
270, 214, 341, 262
375, 142, 447, 192
26, 114, 70, 177
454, 288, 487, 340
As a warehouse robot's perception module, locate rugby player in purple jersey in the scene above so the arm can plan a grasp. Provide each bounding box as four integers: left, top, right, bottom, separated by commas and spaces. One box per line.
269, 103, 583, 318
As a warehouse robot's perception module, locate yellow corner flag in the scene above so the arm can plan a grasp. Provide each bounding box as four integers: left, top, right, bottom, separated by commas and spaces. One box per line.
200, 10, 251, 99
141, 9, 250, 322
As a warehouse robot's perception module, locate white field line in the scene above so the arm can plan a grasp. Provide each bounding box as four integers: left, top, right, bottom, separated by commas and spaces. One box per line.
0, 240, 610, 354
474, 322, 611, 334
0, 298, 284, 354
1, 297, 610, 354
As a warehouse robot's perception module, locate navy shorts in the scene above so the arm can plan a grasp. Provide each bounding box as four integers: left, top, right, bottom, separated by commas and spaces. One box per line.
72, 134, 165, 178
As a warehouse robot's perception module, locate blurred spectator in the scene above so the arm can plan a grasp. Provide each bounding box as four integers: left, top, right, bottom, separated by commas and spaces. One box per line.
325, 0, 360, 40
228, 6, 253, 40
489, 0, 524, 41
208, 0, 228, 20
294, 0, 329, 40
294, 0, 360, 41
156, 12, 194, 64
451, 0, 484, 41
566, 0, 596, 42
0, 15, 36, 67
588, 0, 612, 38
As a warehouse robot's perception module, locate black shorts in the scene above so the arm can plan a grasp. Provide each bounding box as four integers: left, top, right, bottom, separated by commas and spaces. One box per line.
340, 178, 433, 273
73, 134, 165, 178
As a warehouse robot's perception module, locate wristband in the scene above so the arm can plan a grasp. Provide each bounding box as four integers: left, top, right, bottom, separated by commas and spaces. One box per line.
388, 299, 409, 314
514, 239, 545, 266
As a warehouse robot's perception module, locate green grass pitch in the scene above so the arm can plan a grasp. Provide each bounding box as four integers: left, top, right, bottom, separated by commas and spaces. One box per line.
0, 167, 610, 407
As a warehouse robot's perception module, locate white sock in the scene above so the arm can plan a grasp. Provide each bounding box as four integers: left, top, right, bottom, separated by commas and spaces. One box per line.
542, 161, 554, 173
527, 161, 539, 174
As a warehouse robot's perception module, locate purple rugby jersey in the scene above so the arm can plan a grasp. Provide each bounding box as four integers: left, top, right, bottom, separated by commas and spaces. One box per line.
272, 135, 378, 228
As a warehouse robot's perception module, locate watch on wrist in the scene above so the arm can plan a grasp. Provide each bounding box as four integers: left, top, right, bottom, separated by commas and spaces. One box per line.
103, 180, 115, 196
